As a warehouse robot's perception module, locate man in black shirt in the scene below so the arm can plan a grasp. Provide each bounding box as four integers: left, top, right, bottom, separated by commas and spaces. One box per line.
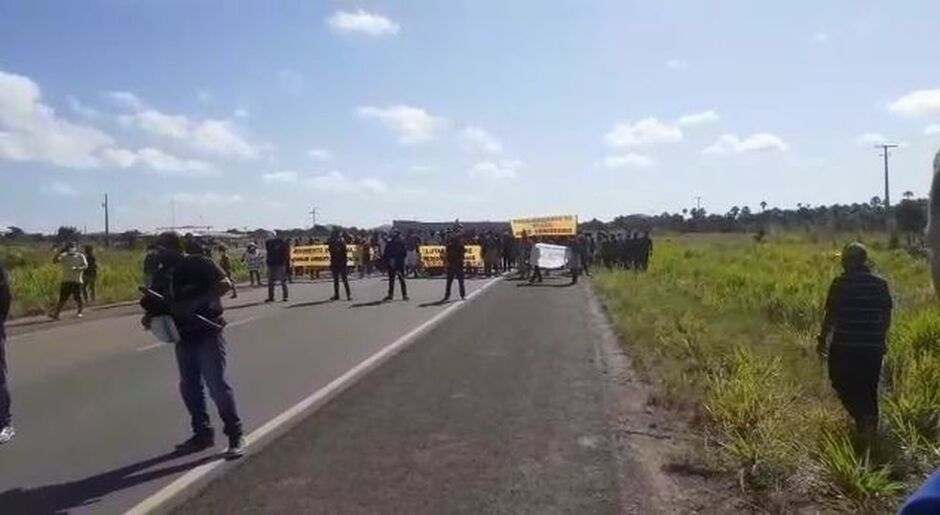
443, 230, 466, 301
383, 231, 408, 301
141, 232, 245, 458
265, 233, 290, 302
0, 263, 14, 444
817, 242, 893, 434
329, 230, 352, 301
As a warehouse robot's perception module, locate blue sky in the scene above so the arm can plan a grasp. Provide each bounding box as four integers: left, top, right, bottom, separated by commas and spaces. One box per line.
1, 0, 939, 233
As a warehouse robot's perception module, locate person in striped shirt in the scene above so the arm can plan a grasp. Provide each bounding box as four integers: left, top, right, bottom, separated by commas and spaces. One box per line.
817, 242, 893, 434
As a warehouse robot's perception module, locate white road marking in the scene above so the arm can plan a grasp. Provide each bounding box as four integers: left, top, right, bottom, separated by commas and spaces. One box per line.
125, 276, 503, 515
134, 315, 266, 352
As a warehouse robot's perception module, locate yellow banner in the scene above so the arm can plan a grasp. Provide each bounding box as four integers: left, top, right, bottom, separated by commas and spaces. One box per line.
291, 245, 359, 269
510, 215, 578, 238
419, 245, 483, 269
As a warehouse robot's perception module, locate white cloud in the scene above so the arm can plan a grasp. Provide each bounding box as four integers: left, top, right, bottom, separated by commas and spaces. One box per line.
67, 96, 100, 119
0, 70, 118, 168
857, 132, 888, 146
233, 108, 249, 119
304, 170, 389, 194
459, 126, 502, 154
263, 170, 299, 183
357, 105, 447, 144
468, 159, 522, 180
665, 59, 688, 70
327, 9, 400, 36
307, 148, 333, 161
603, 153, 655, 169
409, 164, 434, 175
115, 93, 259, 159
889, 88, 940, 118
134, 147, 215, 174
677, 110, 720, 127
105, 91, 144, 111
172, 192, 243, 205
814, 31, 830, 43
605, 117, 683, 148
926, 124, 940, 135
99, 147, 138, 168
42, 181, 79, 197
703, 133, 789, 155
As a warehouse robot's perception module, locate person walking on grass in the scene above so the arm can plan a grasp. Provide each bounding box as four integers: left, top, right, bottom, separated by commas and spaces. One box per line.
817, 242, 893, 435
140, 232, 245, 459
1, 262, 14, 444
443, 229, 466, 301
242, 243, 264, 287
383, 231, 408, 301
217, 246, 238, 299
329, 230, 352, 301
82, 245, 98, 303
51, 241, 87, 320
265, 233, 289, 303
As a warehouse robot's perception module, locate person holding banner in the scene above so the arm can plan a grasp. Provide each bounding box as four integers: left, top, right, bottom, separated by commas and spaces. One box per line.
328, 230, 352, 301
443, 229, 467, 301
383, 231, 409, 301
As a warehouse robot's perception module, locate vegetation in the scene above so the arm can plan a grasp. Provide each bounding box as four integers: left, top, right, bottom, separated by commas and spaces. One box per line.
594, 233, 939, 512
0, 244, 247, 319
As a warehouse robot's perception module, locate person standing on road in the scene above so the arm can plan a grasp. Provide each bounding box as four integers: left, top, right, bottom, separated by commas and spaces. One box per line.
0, 262, 14, 444
528, 239, 544, 284
140, 232, 245, 458
383, 231, 408, 301
242, 243, 264, 287
568, 237, 584, 284
51, 242, 87, 320
817, 243, 893, 435
329, 230, 352, 301
218, 246, 238, 299
443, 229, 467, 301
404, 231, 421, 279
82, 245, 98, 303
265, 233, 290, 302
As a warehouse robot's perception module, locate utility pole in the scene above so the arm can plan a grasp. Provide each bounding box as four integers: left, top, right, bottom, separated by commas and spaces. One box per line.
102, 193, 110, 247
309, 206, 319, 229
875, 143, 899, 228
694, 196, 702, 210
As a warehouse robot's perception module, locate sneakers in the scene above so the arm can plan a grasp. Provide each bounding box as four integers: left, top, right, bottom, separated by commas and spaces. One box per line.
382, 295, 393, 302
330, 296, 340, 301
76, 313, 83, 318
264, 298, 274, 303
0, 425, 15, 444
224, 436, 246, 459
402, 295, 409, 301
174, 434, 215, 454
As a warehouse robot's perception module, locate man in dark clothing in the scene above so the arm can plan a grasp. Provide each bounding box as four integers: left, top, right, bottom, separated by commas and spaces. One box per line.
638, 232, 653, 271
383, 231, 408, 301
443, 230, 467, 301
140, 232, 245, 458
217, 247, 238, 299
328, 230, 351, 301
265, 234, 290, 302
0, 263, 14, 444
82, 244, 98, 303
817, 242, 893, 434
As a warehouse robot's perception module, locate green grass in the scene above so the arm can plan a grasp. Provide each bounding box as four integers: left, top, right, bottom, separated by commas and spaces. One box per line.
1, 244, 248, 318
593, 233, 939, 512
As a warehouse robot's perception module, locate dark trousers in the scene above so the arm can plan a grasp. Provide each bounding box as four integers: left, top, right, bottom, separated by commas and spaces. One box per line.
828, 345, 883, 433
529, 266, 543, 283
445, 266, 465, 299
386, 267, 407, 299
175, 332, 243, 439
0, 333, 10, 427
248, 270, 261, 286
82, 275, 97, 303
55, 281, 83, 315
332, 266, 350, 299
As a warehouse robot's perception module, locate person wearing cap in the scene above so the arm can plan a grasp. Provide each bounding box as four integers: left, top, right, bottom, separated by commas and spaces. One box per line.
383, 230, 408, 301
443, 228, 466, 301
328, 230, 352, 301
0, 261, 14, 444
242, 242, 264, 287
50, 241, 87, 320
140, 232, 245, 459
817, 242, 893, 434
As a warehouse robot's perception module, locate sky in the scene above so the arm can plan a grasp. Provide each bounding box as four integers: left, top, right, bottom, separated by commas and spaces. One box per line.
1, 0, 939, 233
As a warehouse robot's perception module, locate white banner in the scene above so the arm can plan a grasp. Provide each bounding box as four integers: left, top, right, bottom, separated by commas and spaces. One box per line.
533, 243, 569, 269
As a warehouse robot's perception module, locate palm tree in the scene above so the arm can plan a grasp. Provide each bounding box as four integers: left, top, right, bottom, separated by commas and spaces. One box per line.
760, 200, 768, 212
903, 190, 914, 200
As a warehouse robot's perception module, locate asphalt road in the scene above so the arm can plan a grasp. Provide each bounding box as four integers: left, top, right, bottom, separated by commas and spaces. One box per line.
177, 275, 658, 514
0, 274, 497, 514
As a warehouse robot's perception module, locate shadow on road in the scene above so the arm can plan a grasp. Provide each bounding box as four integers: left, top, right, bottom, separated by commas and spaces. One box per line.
0, 450, 217, 514
287, 299, 335, 309
417, 299, 450, 308
349, 300, 388, 308
517, 282, 576, 288
226, 300, 270, 311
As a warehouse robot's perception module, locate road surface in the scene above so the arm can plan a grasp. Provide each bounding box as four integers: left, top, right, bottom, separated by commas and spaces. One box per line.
1, 273, 666, 514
